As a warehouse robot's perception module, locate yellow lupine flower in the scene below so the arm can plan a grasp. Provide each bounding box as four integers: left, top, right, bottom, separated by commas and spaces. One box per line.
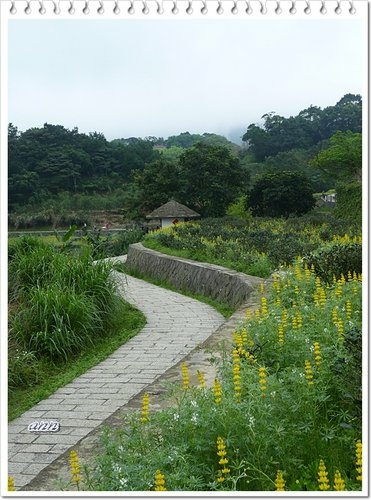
154, 470, 167, 491
304, 360, 314, 385
355, 440, 362, 481
292, 316, 298, 330
232, 349, 241, 402
8, 476, 16, 491
313, 342, 321, 370
216, 437, 230, 483
317, 459, 330, 490
141, 393, 150, 423
261, 297, 268, 318
275, 470, 285, 491
197, 369, 206, 389
278, 324, 284, 345
69, 450, 81, 487
333, 470, 346, 491
246, 309, 252, 321
214, 378, 222, 404
258, 366, 267, 397
181, 362, 190, 390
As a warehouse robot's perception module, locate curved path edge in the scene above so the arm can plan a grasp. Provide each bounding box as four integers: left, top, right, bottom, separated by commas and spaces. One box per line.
22, 292, 262, 491
8, 269, 225, 490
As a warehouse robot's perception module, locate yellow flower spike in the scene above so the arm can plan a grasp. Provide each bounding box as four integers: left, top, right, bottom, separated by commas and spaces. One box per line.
241, 328, 248, 345
319, 288, 326, 309
260, 283, 265, 294
214, 378, 222, 404
216, 437, 230, 483
261, 297, 268, 318
317, 459, 330, 490
304, 360, 314, 385
336, 319, 344, 342
69, 450, 81, 488
141, 393, 150, 423
275, 470, 285, 491
355, 440, 362, 481
258, 366, 268, 397
347, 270, 353, 281
232, 349, 241, 402
313, 342, 321, 370
181, 362, 190, 390
292, 316, 298, 330
332, 307, 339, 323
197, 369, 206, 389
296, 311, 303, 329
278, 324, 284, 345
8, 476, 16, 492
246, 309, 252, 321
333, 470, 346, 491
154, 470, 167, 491
255, 309, 261, 320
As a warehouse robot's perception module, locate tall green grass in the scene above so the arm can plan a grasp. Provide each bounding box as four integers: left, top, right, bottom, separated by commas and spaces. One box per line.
8, 236, 138, 386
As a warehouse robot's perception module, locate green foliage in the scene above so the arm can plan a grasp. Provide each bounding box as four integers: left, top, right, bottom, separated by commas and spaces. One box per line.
226, 196, 252, 220
242, 94, 362, 161
143, 216, 360, 278
310, 131, 362, 184
85, 227, 144, 259
9, 300, 145, 420
179, 143, 246, 217
9, 237, 120, 364
248, 171, 315, 217
334, 181, 362, 224
303, 238, 362, 283
83, 268, 362, 492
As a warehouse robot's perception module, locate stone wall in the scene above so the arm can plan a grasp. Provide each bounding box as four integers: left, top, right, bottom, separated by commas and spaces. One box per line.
126, 243, 264, 308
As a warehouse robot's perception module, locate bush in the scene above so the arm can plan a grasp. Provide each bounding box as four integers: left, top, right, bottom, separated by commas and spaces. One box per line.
303, 240, 362, 282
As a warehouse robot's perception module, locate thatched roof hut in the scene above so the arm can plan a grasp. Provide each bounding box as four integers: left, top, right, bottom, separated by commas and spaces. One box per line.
146, 200, 200, 228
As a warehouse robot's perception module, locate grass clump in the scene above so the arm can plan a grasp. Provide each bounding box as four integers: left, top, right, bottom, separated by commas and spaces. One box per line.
76, 259, 362, 492
8, 236, 145, 420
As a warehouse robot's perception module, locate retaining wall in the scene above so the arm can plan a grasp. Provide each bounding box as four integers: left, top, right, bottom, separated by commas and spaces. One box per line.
126, 243, 264, 308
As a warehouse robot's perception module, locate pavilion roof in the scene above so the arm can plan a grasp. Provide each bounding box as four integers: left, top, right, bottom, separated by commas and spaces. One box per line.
146, 200, 200, 219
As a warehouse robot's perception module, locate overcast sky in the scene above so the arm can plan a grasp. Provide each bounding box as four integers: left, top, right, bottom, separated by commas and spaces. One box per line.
8, 18, 364, 143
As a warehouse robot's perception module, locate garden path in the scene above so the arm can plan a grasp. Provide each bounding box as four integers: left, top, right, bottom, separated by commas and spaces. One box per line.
8, 265, 225, 490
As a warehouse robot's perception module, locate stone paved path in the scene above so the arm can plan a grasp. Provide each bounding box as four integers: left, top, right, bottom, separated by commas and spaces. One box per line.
8, 270, 224, 490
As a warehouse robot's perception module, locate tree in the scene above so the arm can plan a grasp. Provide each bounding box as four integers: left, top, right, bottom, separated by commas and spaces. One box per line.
133, 158, 185, 213
179, 143, 245, 217
248, 171, 315, 218
309, 131, 362, 184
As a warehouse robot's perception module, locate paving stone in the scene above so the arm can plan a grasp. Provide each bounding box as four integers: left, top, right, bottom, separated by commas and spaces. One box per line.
8, 269, 225, 490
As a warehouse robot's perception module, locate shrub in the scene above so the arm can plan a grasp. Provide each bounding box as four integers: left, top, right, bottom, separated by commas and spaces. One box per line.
303, 240, 362, 282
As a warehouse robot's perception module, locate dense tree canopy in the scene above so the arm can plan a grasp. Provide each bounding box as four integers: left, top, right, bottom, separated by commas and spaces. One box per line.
309, 131, 362, 183
242, 94, 362, 161
8, 93, 362, 221
248, 171, 316, 218
179, 143, 246, 217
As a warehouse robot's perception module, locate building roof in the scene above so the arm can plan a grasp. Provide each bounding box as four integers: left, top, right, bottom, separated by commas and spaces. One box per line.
146, 200, 200, 219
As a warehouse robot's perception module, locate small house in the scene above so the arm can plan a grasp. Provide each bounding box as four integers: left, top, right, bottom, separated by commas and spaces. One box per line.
146, 200, 200, 228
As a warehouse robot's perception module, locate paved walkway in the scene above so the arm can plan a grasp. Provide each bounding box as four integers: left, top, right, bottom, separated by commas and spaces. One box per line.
8, 270, 224, 489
